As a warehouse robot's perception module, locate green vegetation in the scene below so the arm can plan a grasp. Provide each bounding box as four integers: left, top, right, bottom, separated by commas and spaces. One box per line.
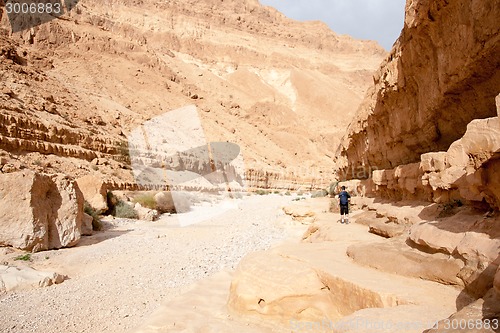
14, 253, 31, 261
284, 191, 291, 196
114, 200, 138, 219
133, 193, 157, 210
84, 201, 103, 231
255, 189, 269, 196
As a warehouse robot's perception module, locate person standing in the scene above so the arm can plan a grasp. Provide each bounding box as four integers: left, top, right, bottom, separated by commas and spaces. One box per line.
338, 186, 351, 224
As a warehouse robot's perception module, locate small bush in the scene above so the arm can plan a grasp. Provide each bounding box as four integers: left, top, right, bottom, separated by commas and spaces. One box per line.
114, 201, 138, 219
14, 253, 31, 261
255, 189, 268, 195
284, 191, 291, 196
311, 189, 328, 198
133, 193, 157, 210
84, 201, 103, 231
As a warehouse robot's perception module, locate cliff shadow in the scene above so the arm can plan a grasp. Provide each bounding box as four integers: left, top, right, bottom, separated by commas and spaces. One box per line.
76, 228, 130, 247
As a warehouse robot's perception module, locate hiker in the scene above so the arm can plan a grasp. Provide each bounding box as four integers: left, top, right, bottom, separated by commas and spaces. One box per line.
337, 185, 351, 224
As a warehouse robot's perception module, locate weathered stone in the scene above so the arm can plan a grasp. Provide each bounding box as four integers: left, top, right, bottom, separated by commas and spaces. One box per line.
48, 174, 83, 249
228, 251, 342, 323
81, 213, 93, 236
494, 266, 500, 296
76, 174, 108, 214
368, 220, 405, 238
282, 206, 316, 224
154, 191, 175, 213
347, 241, 464, 287
0, 171, 50, 251
0, 265, 65, 293
0, 170, 83, 251
337, 0, 500, 175
134, 203, 159, 221
424, 289, 500, 333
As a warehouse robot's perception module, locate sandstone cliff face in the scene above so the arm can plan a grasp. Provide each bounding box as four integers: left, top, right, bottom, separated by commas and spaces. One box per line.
336, 0, 500, 174
0, 0, 385, 189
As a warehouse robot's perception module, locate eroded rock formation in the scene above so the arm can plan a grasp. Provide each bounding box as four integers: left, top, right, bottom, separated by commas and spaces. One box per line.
0, 0, 385, 190
0, 170, 83, 251
336, 0, 500, 174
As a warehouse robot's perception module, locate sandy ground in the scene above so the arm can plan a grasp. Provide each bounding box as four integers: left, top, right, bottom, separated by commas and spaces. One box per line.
0, 194, 301, 333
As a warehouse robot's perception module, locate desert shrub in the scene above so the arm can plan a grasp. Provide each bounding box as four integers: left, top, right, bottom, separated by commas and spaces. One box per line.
84, 201, 103, 231
311, 189, 328, 198
114, 200, 138, 219
14, 253, 31, 261
284, 191, 291, 196
133, 193, 157, 210
255, 189, 268, 195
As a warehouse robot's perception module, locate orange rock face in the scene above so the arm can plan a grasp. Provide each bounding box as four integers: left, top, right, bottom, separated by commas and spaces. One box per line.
336, 0, 500, 174
0, 0, 385, 189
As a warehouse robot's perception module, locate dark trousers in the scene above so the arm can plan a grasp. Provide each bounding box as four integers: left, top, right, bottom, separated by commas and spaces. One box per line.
340, 204, 349, 215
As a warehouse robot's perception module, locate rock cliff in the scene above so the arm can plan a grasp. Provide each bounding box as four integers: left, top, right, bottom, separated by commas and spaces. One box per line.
336, 0, 499, 174
0, 0, 385, 189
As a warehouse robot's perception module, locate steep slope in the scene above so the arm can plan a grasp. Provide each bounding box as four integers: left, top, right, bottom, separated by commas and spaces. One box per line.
0, 0, 385, 189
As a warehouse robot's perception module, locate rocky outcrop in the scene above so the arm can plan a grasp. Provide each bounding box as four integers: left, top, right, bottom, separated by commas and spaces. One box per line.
0, 265, 65, 293
364, 110, 500, 210
494, 266, 500, 296
228, 201, 461, 329
336, 0, 500, 175
76, 174, 108, 214
282, 205, 316, 224
0, 170, 83, 251
0, 0, 384, 190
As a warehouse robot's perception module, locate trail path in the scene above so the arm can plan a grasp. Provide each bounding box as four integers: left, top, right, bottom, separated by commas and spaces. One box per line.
0, 195, 296, 333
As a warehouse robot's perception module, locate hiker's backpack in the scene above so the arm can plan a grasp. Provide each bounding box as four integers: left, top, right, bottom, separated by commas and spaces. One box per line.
338, 191, 350, 205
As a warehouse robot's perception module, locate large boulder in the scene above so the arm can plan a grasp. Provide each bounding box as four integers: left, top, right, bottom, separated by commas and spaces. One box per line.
81, 213, 93, 236
228, 251, 341, 324
154, 191, 175, 213
0, 170, 83, 251
48, 174, 84, 248
76, 174, 108, 214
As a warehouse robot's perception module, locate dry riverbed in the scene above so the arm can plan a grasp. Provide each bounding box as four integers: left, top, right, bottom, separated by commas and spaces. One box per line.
0, 194, 298, 333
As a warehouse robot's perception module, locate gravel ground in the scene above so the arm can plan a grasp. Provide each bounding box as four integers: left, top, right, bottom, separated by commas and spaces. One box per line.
0, 194, 294, 333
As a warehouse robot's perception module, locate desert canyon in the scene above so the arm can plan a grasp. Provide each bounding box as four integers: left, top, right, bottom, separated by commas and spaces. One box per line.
0, 0, 499, 333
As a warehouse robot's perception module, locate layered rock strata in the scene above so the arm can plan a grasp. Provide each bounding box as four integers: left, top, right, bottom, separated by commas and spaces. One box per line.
336, 0, 500, 174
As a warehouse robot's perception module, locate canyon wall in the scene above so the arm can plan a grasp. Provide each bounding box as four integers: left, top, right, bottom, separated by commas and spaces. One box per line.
0, 0, 385, 190
336, 0, 500, 174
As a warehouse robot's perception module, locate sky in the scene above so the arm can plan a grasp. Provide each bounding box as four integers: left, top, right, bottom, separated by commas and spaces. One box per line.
259, 0, 407, 50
